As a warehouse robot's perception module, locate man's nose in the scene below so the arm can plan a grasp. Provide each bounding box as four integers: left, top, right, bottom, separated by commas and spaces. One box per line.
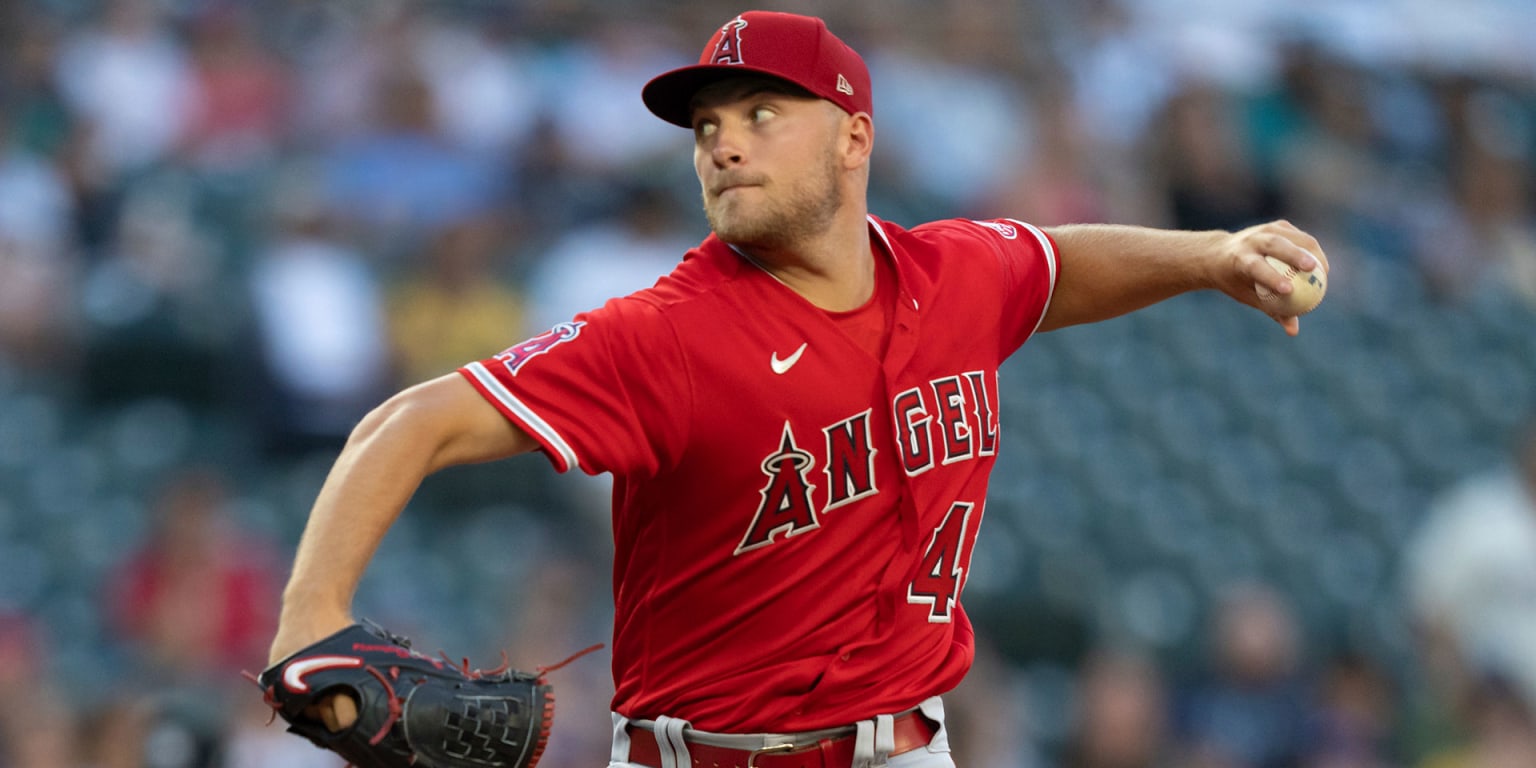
710, 123, 746, 167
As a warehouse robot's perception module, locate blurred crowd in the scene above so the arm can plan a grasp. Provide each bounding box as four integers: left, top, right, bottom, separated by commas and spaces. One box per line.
0, 0, 1534, 766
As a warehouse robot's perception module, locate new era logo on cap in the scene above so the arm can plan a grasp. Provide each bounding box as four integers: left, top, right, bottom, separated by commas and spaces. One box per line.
642, 11, 873, 127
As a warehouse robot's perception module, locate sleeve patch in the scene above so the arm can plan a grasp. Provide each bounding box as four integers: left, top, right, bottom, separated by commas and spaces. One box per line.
967, 219, 1019, 240
492, 321, 587, 376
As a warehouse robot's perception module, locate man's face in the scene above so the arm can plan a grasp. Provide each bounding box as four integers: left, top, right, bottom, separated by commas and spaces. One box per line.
689, 77, 846, 250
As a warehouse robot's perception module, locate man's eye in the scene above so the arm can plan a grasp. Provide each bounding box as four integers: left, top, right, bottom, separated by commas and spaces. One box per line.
695, 122, 717, 138
752, 107, 774, 122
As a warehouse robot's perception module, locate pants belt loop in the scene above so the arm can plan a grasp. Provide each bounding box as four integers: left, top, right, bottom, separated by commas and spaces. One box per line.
653, 715, 692, 768
609, 712, 634, 768
852, 713, 895, 768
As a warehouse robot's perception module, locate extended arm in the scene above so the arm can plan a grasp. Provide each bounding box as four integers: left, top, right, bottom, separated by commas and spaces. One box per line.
270, 372, 538, 665
1038, 220, 1328, 336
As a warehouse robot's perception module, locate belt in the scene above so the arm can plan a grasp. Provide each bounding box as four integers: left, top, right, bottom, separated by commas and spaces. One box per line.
626, 711, 936, 768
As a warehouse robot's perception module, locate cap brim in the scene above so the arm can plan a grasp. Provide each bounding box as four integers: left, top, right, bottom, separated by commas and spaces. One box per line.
641, 64, 804, 128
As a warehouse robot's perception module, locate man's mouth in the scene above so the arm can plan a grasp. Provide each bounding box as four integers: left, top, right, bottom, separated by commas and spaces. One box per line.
712, 178, 762, 196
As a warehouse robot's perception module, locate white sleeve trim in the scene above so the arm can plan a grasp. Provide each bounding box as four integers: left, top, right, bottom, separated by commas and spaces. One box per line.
1009, 219, 1058, 336
464, 361, 582, 473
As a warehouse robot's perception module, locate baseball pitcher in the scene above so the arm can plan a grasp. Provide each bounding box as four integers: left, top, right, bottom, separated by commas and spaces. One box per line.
262, 10, 1328, 768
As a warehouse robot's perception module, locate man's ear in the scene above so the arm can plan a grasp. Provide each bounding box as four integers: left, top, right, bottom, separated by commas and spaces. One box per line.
841, 111, 874, 170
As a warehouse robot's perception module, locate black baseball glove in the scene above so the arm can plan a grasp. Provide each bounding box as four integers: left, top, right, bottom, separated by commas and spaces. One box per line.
254, 622, 555, 768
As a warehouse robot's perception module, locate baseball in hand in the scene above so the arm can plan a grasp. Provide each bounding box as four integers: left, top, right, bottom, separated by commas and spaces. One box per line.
1255, 255, 1326, 316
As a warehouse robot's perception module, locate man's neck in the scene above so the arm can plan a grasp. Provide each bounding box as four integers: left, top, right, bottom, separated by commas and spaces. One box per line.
731, 214, 876, 312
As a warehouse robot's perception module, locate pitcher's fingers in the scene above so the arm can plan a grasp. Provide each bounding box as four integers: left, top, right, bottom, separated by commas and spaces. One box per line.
1259, 231, 1321, 273
330, 694, 359, 730
1271, 222, 1328, 273
303, 693, 360, 732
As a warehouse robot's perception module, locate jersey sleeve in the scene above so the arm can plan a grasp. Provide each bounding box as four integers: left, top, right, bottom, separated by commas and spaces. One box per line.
458, 296, 689, 477
926, 218, 1059, 356
988, 219, 1058, 353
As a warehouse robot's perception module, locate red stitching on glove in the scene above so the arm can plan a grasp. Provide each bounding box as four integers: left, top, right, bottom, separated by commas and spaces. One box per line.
363, 665, 402, 746
473, 651, 512, 678
536, 643, 605, 678
240, 670, 281, 724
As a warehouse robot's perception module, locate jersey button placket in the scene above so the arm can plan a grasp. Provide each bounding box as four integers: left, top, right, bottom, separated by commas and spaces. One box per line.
884, 292, 920, 374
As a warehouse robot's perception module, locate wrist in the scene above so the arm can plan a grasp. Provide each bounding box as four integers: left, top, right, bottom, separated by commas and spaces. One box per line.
272, 596, 354, 665
279, 588, 353, 626
1195, 229, 1235, 291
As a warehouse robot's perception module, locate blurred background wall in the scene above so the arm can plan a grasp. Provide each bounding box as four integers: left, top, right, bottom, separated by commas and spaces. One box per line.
0, 0, 1534, 766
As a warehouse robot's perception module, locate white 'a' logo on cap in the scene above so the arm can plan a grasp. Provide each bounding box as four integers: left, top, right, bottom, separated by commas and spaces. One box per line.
836, 74, 854, 96
711, 17, 748, 65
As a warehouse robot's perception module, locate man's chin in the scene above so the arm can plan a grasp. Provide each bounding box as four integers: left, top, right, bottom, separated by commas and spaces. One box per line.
707, 215, 776, 249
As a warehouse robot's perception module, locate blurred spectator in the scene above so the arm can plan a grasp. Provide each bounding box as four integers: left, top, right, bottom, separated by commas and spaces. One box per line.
79, 694, 256, 768
1261, 48, 1395, 275
53, 0, 193, 179
77, 169, 233, 406
1149, 83, 1285, 232
980, 89, 1113, 226
863, 15, 1031, 217
1062, 0, 1176, 156
540, 18, 689, 175
76, 698, 150, 768
1302, 652, 1399, 768
0, 113, 80, 372
225, 691, 345, 768
512, 16, 688, 234
387, 212, 526, 388
943, 636, 1033, 767
1416, 81, 1536, 304
281, 0, 402, 144
414, 15, 543, 157
0, 613, 77, 768
1174, 583, 1310, 768
248, 166, 391, 455
1403, 419, 1536, 731
1418, 676, 1536, 768
180, 5, 291, 173
1059, 647, 1174, 768
496, 553, 612, 768
1, 11, 74, 159
321, 64, 505, 258
106, 467, 280, 682
523, 181, 693, 334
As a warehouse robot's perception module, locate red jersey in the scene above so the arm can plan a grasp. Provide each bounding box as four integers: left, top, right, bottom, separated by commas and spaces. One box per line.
460, 215, 1057, 732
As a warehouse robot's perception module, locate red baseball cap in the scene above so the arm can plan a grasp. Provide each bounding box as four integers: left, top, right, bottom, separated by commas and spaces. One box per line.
642, 11, 872, 127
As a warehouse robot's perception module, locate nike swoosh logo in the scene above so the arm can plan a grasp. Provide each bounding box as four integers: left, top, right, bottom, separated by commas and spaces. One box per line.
283, 655, 365, 692
770, 343, 808, 375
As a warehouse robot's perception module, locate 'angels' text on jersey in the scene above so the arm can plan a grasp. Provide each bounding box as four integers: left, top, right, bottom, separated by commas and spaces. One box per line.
736, 368, 999, 555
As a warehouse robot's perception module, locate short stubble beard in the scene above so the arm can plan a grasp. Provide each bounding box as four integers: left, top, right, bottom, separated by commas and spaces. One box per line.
703, 143, 843, 252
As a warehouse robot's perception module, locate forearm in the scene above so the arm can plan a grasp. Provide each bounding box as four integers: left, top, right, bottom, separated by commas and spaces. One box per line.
1038, 223, 1225, 332
278, 399, 435, 624
273, 374, 536, 660
1037, 220, 1326, 336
